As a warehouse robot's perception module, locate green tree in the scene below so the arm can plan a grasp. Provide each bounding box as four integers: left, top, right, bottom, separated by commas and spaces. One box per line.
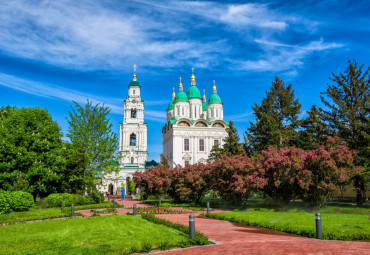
319, 60, 370, 204
208, 121, 244, 161
159, 154, 170, 169
298, 105, 330, 150
0, 107, 66, 200
245, 76, 301, 152
66, 100, 118, 195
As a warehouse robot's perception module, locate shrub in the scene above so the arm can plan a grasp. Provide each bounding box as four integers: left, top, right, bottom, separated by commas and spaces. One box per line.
0, 190, 11, 215
9, 191, 34, 211
45, 193, 90, 208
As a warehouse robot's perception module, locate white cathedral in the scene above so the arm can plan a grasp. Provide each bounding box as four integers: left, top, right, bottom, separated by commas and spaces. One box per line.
162, 69, 228, 167
101, 67, 148, 194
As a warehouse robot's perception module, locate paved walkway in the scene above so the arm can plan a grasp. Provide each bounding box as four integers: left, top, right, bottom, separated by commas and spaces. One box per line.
78, 199, 370, 254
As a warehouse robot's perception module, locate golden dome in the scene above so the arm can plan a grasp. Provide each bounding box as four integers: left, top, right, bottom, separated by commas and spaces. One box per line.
190, 68, 196, 83
202, 90, 206, 100
179, 77, 183, 90
172, 87, 176, 98
212, 80, 216, 92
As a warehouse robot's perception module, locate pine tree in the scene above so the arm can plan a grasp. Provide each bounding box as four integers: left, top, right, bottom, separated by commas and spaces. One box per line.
160, 154, 170, 169
207, 121, 244, 161
319, 60, 370, 205
246, 76, 301, 153
298, 105, 330, 150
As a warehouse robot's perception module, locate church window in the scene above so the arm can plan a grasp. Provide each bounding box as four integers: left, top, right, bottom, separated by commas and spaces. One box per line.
131, 157, 134, 164
214, 139, 219, 146
184, 139, 189, 151
199, 139, 204, 151
216, 109, 218, 117
130, 133, 136, 146
185, 160, 190, 166
182, 107, 184, 115
133, 90, 135, 95
131, 109, 137, 118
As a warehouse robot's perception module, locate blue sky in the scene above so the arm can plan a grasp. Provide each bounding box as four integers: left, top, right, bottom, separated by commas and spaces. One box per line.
1, 0, 369, 161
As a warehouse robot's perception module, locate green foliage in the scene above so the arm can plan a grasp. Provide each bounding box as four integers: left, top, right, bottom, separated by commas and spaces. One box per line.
208, 121, 244, 161
245, 76, 302, 153
0, 107, 67, 199
319, 60, 370, 205
0, 190, 11, 215
159, 153, 170, 169
8, 191, 34, 212
128, 180, 136, 194
298, 105, 330, 150
66, 100, 119, 194
45, 193, 89, 208
206, 211, 370, 241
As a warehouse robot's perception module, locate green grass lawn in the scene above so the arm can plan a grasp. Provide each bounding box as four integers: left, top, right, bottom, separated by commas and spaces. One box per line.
206, 211, 370, 241
0, 202, 120, 224
0, 215, 191, 254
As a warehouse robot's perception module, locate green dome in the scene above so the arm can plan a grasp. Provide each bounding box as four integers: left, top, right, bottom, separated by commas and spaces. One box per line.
208, 93, 222, 104
202, 101, 208, 111
186, 86, 201, 99
174, 91, 188, 102
167, 101, 174, 110
129, 80, 140, 87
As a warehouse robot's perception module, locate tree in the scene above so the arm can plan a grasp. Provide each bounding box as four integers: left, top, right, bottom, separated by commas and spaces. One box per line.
66, 100, 118, 195
208, 121, 244, 161
319, 60, 370, 204
159, 154, 170, 169
0, 107, 66, 200
298, 105, 330, 150
246, 76, 301, 153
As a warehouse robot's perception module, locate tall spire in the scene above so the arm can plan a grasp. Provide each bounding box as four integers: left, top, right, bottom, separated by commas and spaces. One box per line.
179, 77, 183, 92
212, 80, 217, 93
132, 64, 137, 81
202, 89, 206, 102
172, 87, 176, 100
190, 68, 196, 85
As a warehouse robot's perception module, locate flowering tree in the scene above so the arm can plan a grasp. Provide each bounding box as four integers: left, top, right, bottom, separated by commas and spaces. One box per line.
297, 137, 358, 207
209, 154, 265, 205
169, 163, 210, 203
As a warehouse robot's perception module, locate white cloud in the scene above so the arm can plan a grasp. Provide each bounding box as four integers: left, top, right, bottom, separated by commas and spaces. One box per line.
0, 73, 165, 121
225, 111, 253, 123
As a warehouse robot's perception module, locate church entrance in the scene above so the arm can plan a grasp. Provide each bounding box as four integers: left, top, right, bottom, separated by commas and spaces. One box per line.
108, 183, 114, 195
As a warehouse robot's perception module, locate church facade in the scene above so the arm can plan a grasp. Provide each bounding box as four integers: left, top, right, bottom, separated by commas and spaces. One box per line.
162, 69, 228, 167
101, 68, 148, 194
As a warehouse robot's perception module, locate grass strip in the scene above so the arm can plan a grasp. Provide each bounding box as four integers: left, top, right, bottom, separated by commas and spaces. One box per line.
0, 202, 119, 224
141, 214, 209, 245
0, 215, 191, 254
205, 211, 370, 241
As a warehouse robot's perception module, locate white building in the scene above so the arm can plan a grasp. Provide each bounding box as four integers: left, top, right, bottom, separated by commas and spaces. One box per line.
101, 67, 148, 194
162, 69, 228, 167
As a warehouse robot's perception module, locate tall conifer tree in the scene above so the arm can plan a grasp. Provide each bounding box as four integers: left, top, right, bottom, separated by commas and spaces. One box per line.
245, 76, 301, 153
319, 60, 370, 204
298, 105, 330, 150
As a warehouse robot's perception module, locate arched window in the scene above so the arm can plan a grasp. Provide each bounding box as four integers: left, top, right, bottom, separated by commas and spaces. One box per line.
131, 157, 134, 164
182, 107, 184, 115
130, 133, 136, 146
133, 90, 135, 95
131, 109, 137, 118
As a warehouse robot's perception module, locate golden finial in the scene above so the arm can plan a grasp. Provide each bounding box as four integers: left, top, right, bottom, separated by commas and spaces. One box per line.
132, 64, 137, 81
212, 80, 217, 92
179, 77, 183, 91
172, 87, 176, 99
190, 68, 196, 83
202, 89, 206, 101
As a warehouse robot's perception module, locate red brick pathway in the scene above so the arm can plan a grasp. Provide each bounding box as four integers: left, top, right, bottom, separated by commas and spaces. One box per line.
156, 213, 370, 255
78, 199, 370, 254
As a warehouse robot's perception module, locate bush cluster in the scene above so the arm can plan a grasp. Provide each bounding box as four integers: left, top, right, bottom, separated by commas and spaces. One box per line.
134, 137, 358, 208
44, 192, 104, 208
0, 190, 34, 214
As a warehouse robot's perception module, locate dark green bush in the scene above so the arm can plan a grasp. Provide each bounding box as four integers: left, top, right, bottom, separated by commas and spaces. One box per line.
0, 190, 11, 215
45, 193, 91, 208
9, 191, 34, 211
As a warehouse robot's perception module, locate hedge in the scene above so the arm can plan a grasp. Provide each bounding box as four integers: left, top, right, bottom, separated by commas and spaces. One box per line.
0, 190, 34, 214
45, 193, 90, 208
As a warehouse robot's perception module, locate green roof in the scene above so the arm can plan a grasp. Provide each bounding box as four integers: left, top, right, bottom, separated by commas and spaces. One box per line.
208, 93, 222, 104
202, 101, 208, 111
170, 119, 177, 124
129, 81, 140, 87
174, 91, 188, 102
167, 100, 174, 110
186, 86, 201, 99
